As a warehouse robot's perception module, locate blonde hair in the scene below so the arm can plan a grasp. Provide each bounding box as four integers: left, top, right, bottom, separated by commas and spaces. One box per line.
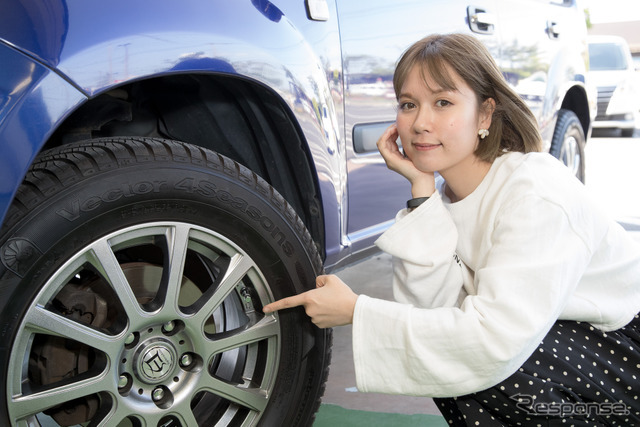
393, 33, 542, 162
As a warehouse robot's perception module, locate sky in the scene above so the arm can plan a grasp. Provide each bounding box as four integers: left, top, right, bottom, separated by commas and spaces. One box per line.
583, 0, 640, 23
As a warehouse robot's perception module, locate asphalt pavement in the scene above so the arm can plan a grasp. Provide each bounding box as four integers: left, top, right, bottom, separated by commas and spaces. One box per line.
318, 132, 640, 422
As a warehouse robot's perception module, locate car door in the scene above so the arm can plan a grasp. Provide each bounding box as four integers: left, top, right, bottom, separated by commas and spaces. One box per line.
336, 0, 499, 255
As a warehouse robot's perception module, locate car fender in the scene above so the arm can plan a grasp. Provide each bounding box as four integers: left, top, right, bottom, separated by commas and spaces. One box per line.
0, 43, 86, 225
0, 0, 346, 262
542, 43, 591, 147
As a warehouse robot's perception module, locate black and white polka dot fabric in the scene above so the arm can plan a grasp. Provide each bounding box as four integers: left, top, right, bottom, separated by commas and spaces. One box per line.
435, 314, 640, 426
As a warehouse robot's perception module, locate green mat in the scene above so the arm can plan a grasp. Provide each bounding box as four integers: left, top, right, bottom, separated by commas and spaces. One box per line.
314, 404, 448, 426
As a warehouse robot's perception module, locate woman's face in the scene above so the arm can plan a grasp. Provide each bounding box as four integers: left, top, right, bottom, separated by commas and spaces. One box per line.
395, 64, 492, 180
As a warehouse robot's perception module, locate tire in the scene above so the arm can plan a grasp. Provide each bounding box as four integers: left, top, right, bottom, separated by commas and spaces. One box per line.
0, 137, 331, 427
549, 109, 586, 183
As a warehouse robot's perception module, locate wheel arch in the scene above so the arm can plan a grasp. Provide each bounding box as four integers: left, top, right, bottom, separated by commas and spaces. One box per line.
44, 73, 327, 257
559, 83, 591, 142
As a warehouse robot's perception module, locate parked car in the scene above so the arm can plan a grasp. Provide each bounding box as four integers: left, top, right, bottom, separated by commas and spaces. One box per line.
0, 1, 592, 426
588, 35, 640, 137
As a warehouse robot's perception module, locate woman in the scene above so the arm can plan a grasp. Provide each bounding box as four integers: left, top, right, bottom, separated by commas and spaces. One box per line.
263, 33, 640, 425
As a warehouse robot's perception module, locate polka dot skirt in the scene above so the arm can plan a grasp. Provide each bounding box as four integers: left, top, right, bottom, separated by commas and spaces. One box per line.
435, 314, 640, 426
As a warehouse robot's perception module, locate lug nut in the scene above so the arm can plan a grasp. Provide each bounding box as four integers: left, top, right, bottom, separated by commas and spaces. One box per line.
118, 374, 129, 389
152, 387, 165, 402
180, 353, 193, 368
124, 333, 136, 346
163, 321, 175, 333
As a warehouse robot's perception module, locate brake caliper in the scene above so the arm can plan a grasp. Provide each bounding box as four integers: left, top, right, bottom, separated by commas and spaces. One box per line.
28, 283, 108, 426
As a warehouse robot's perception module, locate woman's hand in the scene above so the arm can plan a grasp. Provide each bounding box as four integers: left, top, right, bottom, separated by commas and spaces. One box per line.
376, 124, 435, 197
262, 275, 358, 328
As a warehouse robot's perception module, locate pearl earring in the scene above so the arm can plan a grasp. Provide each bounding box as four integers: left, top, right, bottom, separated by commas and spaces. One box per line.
478, 129, 489, 139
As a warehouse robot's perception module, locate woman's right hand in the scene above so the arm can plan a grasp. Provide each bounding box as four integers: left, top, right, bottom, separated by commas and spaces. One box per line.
262, 275, 357, 329
376, 124, 435, 198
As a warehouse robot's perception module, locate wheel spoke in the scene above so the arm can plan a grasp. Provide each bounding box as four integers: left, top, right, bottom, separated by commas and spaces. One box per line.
205, 315, 279, 355
192, 254, 254, 326
90, 239, 147, 326
198, 376, 269, 413
161, 224, 191, 313
10, 372, 110, 419
25, 305, 120, 355
167, 400, 200, 427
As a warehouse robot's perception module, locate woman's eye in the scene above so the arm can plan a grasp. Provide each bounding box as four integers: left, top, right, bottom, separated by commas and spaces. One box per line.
399, 102, 416, 111
436, 99, 451, 107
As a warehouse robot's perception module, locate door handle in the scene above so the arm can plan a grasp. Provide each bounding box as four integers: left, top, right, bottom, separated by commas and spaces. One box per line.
306, 0, 329, 21
547, 21, 561, 39
473, 12, 496, 26
467, 6, 495, 34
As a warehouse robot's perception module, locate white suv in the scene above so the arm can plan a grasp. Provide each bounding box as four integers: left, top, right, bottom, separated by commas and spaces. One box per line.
588, 35, 640, 137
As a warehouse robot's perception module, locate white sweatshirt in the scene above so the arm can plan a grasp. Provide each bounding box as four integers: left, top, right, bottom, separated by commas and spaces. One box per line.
352, 152, 640, 398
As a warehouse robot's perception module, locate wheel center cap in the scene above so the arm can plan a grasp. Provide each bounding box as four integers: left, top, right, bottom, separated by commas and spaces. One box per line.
136, 340, 176, 383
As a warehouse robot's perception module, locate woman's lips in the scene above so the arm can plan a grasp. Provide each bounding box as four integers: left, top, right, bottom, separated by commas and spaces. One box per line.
412, 142, 441, 151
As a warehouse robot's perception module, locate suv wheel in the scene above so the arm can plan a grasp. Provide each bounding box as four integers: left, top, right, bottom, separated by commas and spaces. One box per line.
549, 109, 586, 182
0, 137, 330, 426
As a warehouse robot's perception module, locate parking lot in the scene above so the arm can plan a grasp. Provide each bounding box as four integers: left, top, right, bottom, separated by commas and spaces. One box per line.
316, 132, 640, 425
